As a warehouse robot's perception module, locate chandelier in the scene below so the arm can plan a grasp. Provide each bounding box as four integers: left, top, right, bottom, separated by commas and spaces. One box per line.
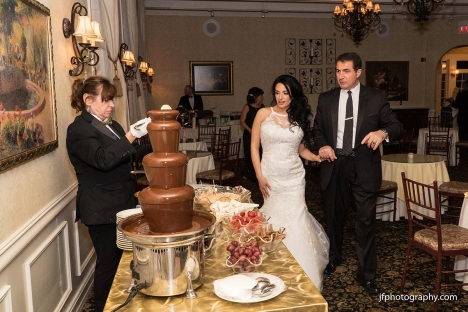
333, 0, 382, 44
393, 0, 445, 23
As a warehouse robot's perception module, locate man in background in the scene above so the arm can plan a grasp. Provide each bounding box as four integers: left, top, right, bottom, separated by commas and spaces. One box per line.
453, 80, 468, 141
178, 85, 204, 111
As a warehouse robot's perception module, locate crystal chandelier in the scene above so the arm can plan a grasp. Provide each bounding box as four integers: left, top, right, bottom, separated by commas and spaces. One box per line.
393, 0, 445, 23
333, 0, 382, 44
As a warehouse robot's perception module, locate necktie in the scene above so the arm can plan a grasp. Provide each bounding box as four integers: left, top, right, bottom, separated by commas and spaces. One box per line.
102, 117, 112, 125
342, 91, 353, 156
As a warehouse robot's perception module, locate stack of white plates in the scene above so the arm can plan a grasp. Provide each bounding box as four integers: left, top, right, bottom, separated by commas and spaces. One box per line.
116, 207, 142, 250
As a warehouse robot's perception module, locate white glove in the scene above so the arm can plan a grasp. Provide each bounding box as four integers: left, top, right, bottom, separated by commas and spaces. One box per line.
130, 117, 151, 138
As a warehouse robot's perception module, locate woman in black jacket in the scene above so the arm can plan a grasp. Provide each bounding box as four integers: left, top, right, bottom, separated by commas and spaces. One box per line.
66, 76, 151, 311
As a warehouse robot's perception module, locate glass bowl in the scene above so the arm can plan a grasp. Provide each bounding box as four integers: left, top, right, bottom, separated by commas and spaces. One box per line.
225, 240, 267, 273
193, 185, 252, 211
224, 211, 270, 239
240, 223, 286, 253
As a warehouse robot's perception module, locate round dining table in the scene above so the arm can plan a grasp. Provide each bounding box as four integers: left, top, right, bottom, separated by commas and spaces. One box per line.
377, 154, 450, 221
185, 150, 215, 185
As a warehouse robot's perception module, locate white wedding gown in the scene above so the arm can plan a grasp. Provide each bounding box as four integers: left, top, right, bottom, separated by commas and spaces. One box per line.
259, 108, 329, 291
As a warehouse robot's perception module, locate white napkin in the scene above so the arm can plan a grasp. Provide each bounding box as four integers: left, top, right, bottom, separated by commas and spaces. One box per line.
214, 274, 258, 300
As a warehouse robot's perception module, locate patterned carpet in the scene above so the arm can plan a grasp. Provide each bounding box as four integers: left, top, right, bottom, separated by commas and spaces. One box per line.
83, 159, 468, 311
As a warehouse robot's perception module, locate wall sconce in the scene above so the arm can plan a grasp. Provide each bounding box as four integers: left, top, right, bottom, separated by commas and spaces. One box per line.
452, 69, 459, 77
441, 61, 447, 71
62, 2, 103, 76
119, 43, 136, 81
147, 67, 154, 84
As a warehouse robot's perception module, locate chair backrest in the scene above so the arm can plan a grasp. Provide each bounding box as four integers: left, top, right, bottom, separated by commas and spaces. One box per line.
218, 139, 241, 172
401, 172, 442, 246
398, 129, 414, 153
211, 127, 231, 161
426, 124, 452, 165
198, 125, 217, 149
427, 116, 440, 129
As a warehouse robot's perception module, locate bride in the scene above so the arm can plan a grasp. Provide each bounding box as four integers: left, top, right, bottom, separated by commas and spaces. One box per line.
251, 75, 329, 291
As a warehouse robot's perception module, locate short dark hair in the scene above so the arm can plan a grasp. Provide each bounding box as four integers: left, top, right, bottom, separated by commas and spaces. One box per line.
336, 52, 362, 71
246, 87, 264, 104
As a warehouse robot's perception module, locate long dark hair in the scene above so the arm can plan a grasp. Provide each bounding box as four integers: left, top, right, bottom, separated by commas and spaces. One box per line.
271, 74, 313, 149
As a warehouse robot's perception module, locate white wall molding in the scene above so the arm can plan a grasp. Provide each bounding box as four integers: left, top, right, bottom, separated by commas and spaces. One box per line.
0, 183, 78, 273
0, 285, 13, 312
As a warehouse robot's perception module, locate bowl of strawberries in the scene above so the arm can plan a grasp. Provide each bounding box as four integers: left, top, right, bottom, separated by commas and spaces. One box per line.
226, 210, 269, 238
225, 239, 267, 273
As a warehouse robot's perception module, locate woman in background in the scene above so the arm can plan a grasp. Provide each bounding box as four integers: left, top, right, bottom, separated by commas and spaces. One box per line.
66, 76, 151, 311
251, 75, 329, 291
240, 87, 264, 182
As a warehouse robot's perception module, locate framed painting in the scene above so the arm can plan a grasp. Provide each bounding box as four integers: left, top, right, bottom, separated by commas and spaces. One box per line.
0, 0, 57, 172
190, 61, 233, 95
365, 61, 409, 101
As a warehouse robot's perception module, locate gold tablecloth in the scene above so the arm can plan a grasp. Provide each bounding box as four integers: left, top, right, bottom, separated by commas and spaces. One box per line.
104, 238, 327, 311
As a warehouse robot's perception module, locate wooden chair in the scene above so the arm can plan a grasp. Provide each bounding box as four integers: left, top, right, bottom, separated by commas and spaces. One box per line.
398, 129, 414, 153
211, 127, 231, 161
425, 123, 452, 166
375, 180, 398, 221
196, 139, 241, 186
400, 172, 468, 311
438, 181, 468, 225
455, 141, 468, 166
198, 125, 216, 151
427, 116, 440, 128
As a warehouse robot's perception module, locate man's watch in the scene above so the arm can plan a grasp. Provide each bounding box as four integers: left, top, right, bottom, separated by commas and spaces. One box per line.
380, 129, 388, 139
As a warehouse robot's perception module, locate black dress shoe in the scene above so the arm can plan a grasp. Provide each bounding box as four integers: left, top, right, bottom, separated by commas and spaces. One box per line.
324, 260, 341, 275
355, 276, 380, 295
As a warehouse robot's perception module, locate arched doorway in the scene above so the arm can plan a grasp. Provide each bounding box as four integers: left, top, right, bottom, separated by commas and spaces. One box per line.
438, 46, 468, 128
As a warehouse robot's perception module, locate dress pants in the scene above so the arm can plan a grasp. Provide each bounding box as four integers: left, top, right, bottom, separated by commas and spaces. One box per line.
88, 223, 123, 312
323, 155, 377, 281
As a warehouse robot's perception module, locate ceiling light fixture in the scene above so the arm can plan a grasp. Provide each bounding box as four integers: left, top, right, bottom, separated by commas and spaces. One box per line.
333, 0, 381, 44
392, 0, 445, 23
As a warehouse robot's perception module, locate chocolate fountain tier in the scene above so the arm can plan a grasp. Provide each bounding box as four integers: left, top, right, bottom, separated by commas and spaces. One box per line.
118, 210, 216, 243
138, 186, 195, 233
147, 110, 181, 153
142, 152, 188, 189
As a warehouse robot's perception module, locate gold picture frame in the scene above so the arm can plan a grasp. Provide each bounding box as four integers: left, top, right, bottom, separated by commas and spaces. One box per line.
0, 0, 57, 172
190, 61, 233, 95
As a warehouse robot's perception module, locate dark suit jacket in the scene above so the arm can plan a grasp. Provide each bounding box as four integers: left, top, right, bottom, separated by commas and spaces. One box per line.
178, 94, 204, 110
66, 110, 150, 225
313, 85, 403, 193
453, 89, 468, 123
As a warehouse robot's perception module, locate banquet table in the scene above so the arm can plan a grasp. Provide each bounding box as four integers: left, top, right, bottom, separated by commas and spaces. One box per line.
104, 238, 328, 311
185, 151, 215, 185
179, 140, 208, 152
180, 122, 245, 158
454, 193, 468, 291
416, 127, 459, 166
376, 154, 450, 221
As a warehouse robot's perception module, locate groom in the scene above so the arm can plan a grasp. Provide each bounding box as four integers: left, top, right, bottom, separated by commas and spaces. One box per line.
313, 52, 402, 294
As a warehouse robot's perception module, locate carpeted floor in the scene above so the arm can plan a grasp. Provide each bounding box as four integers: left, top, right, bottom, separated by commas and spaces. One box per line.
83, 159, 468, 311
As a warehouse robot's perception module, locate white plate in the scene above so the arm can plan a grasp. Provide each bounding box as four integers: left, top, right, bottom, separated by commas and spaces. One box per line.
116, 208, 142, 219
213, 273, 286, 303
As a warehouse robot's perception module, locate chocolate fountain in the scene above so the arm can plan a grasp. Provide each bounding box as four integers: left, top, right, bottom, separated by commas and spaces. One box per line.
118, 109, 215, 297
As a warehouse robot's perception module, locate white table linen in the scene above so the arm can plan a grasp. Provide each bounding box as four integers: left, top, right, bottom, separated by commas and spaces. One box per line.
179, 140, 208, 151
454, 193, 468, 290
186, 152, 215, 185
416, 127, 459, 166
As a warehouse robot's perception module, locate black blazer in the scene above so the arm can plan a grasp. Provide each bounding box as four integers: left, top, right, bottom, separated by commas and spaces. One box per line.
178, 94, 204, 111
313, 85, 403, 193
453, 89, 468, 123
66, 110, 150, 225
